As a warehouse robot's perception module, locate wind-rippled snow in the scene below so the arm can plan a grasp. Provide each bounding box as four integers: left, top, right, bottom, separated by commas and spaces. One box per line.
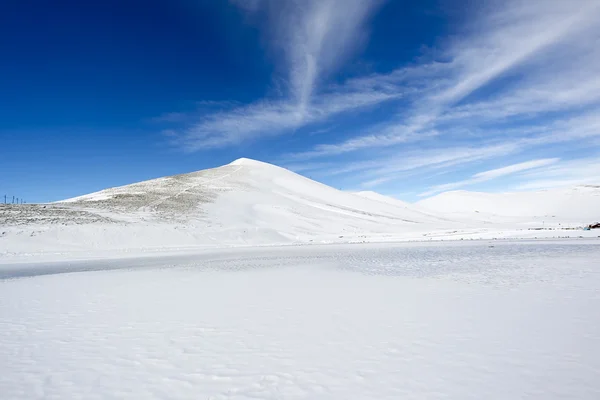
1, 241, 599, 399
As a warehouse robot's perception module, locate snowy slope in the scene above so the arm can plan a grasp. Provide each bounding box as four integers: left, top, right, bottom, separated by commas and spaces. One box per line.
59, 158, 440, 224
201, 159, 458, 239
354, 190, 454, 222
353, 190, 414, 207
418, 185, 600, 223
60, 157, 455, 230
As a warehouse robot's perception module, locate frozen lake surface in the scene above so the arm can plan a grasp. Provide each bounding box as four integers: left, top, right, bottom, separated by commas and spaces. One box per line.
1, 240, 599, 399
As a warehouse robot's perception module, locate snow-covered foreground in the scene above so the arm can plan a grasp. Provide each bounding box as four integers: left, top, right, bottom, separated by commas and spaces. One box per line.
2, 240, 599, 399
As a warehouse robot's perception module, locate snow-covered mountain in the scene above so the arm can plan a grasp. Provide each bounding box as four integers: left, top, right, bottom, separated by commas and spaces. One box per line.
60, 158, 449, 227
418, 185, 600, 223
1, 158, 598, 259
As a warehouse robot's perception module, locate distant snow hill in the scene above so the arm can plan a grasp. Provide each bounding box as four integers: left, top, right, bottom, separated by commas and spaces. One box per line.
1, 158, 598, 258
418, 185, 600, 222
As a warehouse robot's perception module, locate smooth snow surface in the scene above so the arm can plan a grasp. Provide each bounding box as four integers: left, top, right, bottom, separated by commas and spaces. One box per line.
1, 241, 599, 399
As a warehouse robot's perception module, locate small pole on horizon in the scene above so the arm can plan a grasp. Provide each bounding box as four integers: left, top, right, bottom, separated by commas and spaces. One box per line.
12, 196, 15, 204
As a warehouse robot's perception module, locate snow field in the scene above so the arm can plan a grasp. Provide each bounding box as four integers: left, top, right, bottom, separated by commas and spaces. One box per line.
1, 241, 599, 399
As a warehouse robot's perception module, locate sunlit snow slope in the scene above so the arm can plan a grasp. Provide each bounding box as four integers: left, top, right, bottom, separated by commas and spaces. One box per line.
1, 158, 598, 259
418, 186, 600, 223
62, 157, 451, 229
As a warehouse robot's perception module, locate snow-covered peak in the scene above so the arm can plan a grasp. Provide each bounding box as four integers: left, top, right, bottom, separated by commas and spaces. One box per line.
229, 157, 272, 167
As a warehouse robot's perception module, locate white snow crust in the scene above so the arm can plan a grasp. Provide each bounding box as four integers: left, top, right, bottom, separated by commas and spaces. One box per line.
1, 241, 599, 399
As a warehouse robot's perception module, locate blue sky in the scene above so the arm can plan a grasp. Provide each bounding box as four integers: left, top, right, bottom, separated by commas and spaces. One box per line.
2, 0, 599, 203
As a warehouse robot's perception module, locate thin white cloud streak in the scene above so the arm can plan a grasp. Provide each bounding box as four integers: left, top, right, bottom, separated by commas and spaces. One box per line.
293, 127, 438, 160
338, 142, 523, 189
474, 159, 559, 180
329, 111, 600, 190
281, 0, 383, 108
432, 0, 599, 105
236, 0, 383, 107
418, 158, 560, 197
176, 87, 401, 150
516, 177, 600, 191
293, 111, 597, 191
513, 157, 600, 190
511, 111, 600, 148
437, 48, 600, 125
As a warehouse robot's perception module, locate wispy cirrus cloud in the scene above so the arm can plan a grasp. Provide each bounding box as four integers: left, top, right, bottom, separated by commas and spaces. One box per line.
175, 87, 401, 151
164, 0, 390, 150
345, 142, 523, 190
419, 158, 560, 197
234, 0, 383, 107
272, 0, 383, 108
287, 0, 600, 159
160, 0, 600, 197
278, 0, 600, 197
513, 157, 600, 190
311, 111, 600, 194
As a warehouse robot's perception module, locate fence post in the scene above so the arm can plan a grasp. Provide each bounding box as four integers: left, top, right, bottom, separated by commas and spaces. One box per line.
2, 196, 26, 205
